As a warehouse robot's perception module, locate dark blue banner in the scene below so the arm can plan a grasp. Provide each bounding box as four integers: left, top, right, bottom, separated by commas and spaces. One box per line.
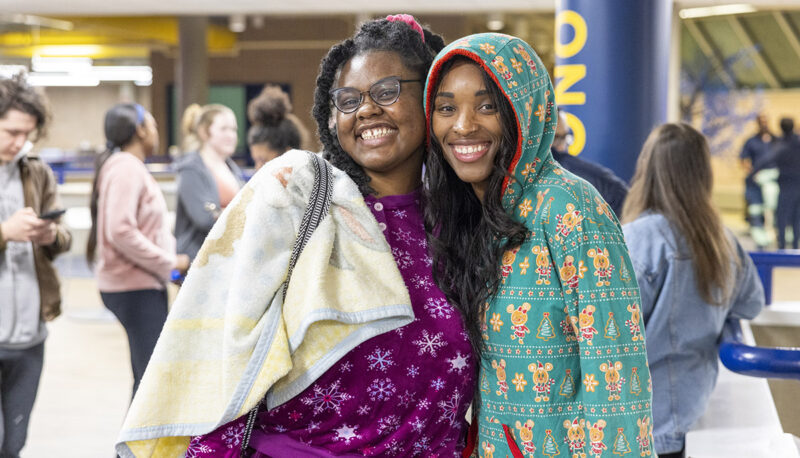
554, 0, 672, 182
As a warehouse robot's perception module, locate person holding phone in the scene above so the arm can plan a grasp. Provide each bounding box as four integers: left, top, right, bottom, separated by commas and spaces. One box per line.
0, 74, 72, 458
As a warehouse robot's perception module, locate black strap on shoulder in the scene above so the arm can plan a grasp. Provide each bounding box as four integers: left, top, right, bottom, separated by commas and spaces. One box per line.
239, 152, 333, 456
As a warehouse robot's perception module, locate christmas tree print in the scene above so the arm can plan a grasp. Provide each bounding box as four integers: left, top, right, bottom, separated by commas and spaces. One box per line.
630, 367, 642, 396
542, 429, 560, 457
537, 312, 556, 341
619, 255, 631, 282
559, 369, 576, 398
480, 372, 491, 395
604, 312, 620, 340
613, 428, 631, 455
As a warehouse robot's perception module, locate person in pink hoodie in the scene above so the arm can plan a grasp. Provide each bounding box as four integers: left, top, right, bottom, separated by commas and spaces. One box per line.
86, 103, 190, 399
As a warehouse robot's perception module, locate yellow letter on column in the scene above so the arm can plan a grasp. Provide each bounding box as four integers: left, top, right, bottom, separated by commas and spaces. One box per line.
554, 65, 586, 106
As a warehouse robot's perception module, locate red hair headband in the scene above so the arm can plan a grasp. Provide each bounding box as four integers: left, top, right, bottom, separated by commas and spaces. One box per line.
386, 14, 425, 43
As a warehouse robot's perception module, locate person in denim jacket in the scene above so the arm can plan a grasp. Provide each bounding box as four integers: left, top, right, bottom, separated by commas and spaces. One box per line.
622, 123, 765, 458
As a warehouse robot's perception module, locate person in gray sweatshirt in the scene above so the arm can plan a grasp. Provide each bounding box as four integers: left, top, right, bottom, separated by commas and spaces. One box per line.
0, 74, 71, 458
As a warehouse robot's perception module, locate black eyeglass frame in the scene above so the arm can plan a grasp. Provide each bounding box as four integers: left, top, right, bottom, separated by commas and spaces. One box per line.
329, 76, 422, 114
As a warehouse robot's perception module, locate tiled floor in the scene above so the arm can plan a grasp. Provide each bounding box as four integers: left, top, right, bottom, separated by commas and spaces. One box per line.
24, 276, 131, 457
18, 223, 800, 457
22, 257, 179, 458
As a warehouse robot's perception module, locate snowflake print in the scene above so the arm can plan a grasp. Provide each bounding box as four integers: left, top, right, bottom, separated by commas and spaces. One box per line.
384, 439, 403, 456
407, 365, 420, 377
391, 247, 414, 269
394, 227, 414, 244
301, 379, 353, 415
186, 442, 215, 458
394, 326, 405, 337
366, 348, 395, 372
367, 377, 397, 401
431, 377, 446, 391
448, 352, 470, 374
423, 255, 433, 267
220, 423, 244, 449
437, 392, 461, 426
418, 399, 431, 410
273, 425, 288, 433
378, 415, 401, 435
306, 421, 321, 432
391, 209, 407, 219
424, 297, 453, 319
334, 424, 360, 444
288, 410, 302, 421
398, 389, 417, 408
413, 436, 432, 456
357, 404, 371, 415
410, 274, 434, 291
339, 361, 353, 373
413, 330, 448, 356
410, 416, 425, 432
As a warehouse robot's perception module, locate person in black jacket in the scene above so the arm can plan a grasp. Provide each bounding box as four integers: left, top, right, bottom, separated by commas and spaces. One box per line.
752, 117, 800, 249
550, 109, 629, 216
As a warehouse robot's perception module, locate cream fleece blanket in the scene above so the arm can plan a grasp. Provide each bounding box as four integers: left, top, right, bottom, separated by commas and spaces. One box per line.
116, 150, 413, 457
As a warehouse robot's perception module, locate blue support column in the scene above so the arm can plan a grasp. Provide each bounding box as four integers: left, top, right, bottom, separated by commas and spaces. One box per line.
554, 0, 673, 182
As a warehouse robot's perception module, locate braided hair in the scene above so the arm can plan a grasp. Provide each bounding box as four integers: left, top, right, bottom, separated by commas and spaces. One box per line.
312, 17, 445, 195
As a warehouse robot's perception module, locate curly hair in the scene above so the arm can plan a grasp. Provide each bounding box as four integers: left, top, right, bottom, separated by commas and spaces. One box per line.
247, 85, 307, 154
312, 17, 445, 195
424, 56, 528, 361
0, 73, 49, 140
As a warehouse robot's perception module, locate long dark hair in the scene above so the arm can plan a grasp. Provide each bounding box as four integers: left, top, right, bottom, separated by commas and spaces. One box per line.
622, 123, 736, 306
86, 104, 143, 265
424, 56, 528, 360
312, 17, 445, 195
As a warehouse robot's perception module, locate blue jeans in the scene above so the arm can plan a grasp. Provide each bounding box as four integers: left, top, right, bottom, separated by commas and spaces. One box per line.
0, 342, 44, 458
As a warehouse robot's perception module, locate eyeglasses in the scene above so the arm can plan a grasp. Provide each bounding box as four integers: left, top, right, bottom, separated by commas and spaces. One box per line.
330, 76, 422, 114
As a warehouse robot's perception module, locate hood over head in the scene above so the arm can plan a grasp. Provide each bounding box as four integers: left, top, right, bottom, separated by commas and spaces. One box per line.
424, 33, 557, 211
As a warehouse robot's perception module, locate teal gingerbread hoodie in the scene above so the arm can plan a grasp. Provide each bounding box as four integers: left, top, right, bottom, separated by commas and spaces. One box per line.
425, 33, 656, 458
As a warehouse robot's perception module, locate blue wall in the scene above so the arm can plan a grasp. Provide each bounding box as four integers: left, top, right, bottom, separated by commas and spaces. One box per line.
554, 0, 672, 182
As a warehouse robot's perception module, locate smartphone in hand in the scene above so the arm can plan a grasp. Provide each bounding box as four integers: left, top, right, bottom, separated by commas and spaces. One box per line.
39, 208, 66, 220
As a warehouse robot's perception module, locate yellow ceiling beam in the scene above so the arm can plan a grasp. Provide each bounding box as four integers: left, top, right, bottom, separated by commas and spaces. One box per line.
1, 45, 151, 59
0, 17, 237, 58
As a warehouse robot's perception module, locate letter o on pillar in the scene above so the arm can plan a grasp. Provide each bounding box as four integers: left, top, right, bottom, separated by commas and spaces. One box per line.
555, 10, 588, 59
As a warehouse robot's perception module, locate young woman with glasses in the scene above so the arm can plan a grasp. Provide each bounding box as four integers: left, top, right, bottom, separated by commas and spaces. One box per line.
117, 15, 477, 458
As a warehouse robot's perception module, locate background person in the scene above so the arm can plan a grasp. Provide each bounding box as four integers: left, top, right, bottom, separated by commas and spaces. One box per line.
739, 114, 776, 249
551, 109, 629, 216
622, 123, 765, 458
0, 74, 71, 458
752, 116, 800, 250
247, 85, 309, 170
86, 103, 190, 400
175, 104, 244, 261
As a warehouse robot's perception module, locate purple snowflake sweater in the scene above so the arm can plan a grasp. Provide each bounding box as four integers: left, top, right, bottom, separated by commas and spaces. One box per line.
186, 190, 475, 457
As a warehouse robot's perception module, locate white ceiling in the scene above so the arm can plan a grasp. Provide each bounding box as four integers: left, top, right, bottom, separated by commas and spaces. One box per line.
0, 0, 551, 16
2, 0, 799, 16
